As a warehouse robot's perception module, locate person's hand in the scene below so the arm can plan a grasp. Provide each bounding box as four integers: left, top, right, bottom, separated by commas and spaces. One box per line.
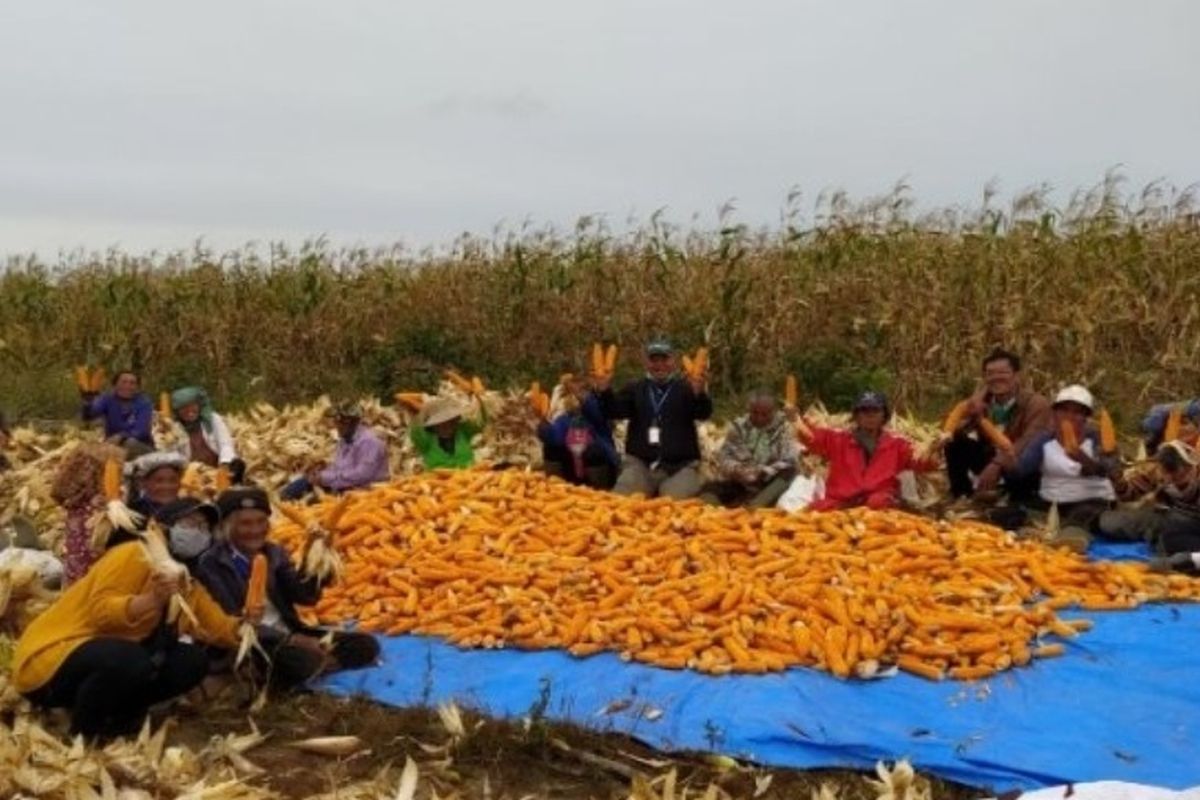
783, 406, 800, 423
738, 466, 760, 485
244, 605, 264, 625
976, 462, 1003, 492
591, 372, 613, 393
688, 375, 708, 396
80, 389, 99, 402
1149, 552, 1197, 574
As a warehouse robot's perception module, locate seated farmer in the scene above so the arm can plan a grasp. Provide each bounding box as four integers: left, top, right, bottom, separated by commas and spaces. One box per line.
795, 391, 937, 511
196, 488, 380, 692
11, 528, 242, 739
168, 387, 244, 482
153, 496, 220, 570
281, 402, 390, 500
127, 451, 187, 519
701, 390, 799, 508
1096, 441, 1200, 555
943, 349, 1052, 502
80, 370, 154, 447
597, 338, 712, 499
1007, 385, 1119, 551
411, 396, 486, 470
1140, 399, 1200, 452
538, 375, 617, 488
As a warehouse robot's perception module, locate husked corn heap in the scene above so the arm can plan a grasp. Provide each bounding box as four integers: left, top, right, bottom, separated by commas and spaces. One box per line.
273, 470, 1200, 681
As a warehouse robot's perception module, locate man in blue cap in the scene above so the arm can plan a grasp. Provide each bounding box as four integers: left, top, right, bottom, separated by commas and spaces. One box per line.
595, 337, 712, 499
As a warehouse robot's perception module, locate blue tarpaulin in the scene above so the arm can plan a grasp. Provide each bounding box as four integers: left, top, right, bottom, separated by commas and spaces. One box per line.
319, 542, 1200, 792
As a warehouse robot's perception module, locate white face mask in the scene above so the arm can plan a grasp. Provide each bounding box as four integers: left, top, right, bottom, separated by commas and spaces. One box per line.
168, 524, 211, 559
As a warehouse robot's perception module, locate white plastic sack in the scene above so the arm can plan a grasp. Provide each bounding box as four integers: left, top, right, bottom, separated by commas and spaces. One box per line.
0, 547, 64, 585
776, 474, 824, 511
994, 782, 1200, 800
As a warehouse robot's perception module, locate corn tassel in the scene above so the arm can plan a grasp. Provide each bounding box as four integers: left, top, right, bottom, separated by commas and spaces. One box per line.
942, 400, 971, 436
1098, 409, 1117, 454
1163, 405, 1183, 444
784, 375, 798, 409
1059, 420, 1080, 455
977, 418, 1013, 453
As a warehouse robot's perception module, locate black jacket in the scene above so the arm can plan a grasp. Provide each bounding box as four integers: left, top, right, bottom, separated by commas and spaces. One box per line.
194, 540, 325, 648
600, 377, 713, 465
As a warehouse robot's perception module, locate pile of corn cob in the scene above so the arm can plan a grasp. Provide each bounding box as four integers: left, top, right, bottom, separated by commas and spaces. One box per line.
276, 470, 1199, 682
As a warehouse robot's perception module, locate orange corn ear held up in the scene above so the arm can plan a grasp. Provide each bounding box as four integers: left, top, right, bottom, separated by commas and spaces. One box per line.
1059, 419, 1080, 454
604, 345, 618, 374
89, 368, 107, 392
471, 376, 486, 396
1163, 406, 1183, 443
785, 375, 798, 408
977, 418, 1013, 452
215, 465, 231, 492
74, 366, 90, 392
245, 553, 269, 616
942, 400, 971, 435
445, 370, 474, 394
102, 459, 122, 501
159, 392, 172, 419
1098, 409, 1117, 453
591, 343, 605, 376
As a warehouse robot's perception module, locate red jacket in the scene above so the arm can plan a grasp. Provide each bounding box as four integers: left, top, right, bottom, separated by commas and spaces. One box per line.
803, 426, 931, 511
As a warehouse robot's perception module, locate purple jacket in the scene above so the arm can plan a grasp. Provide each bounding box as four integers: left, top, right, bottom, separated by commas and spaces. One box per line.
318, 424, 390, 491
81, 393, 154, 446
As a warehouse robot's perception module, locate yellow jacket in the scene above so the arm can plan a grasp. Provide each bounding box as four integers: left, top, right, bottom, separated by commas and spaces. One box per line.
13, 541, 241, 693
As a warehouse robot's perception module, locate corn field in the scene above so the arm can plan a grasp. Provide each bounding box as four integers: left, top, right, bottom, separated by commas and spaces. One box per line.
1, 176, 1197, 427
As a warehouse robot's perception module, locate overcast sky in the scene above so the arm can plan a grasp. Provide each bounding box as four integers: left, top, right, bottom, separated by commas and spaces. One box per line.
2, 0, 1198, 258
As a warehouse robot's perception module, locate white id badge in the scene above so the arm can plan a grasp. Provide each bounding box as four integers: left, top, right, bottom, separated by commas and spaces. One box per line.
648, 425, 661, 445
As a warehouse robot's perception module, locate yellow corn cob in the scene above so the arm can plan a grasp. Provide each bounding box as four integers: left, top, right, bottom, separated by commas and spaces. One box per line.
978, 418, 1013, 453
73, 366, 90, 392
1163, 405, 1183, 443
215, 465, 231, 492
1059, 419, 1080, 454
942, 400, 971, 435
591, 343, 605, 377
1098, 409, 1117, 453
784, 375, 798, 408
604, 344, 618, 374
88, 367, 107, 392
395, 392, 425, 410
158, 392, 172, 420
471, 376, 486, 396
444, 370, 475, 394
103, 459, 123, 501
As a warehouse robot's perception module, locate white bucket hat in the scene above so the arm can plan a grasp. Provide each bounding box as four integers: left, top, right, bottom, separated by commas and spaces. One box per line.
422, 397, 468, 428
1053, 385, 1095, 413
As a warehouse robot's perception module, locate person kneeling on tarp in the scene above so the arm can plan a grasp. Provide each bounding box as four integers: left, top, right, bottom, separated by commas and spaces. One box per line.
1099, 441, 1200, 573
793, 391, 938, 511
195, 487, 380, 692
11, 525, 243, 740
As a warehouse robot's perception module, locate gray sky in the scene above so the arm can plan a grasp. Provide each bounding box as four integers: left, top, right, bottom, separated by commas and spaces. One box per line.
2, 0, 1198, 258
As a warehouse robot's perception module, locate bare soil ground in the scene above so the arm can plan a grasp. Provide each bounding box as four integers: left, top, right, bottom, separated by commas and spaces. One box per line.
165, 690, 990, 799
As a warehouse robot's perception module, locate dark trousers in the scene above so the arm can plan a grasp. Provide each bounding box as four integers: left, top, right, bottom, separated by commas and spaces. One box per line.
27, 637, 208, 739
542, 443, 615, 489
261, 630, 380, 693
988, 498, 1112, 533
945, 433, 1039, 501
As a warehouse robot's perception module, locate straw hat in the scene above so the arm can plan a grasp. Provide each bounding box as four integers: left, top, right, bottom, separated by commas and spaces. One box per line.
422, 397, 467, 427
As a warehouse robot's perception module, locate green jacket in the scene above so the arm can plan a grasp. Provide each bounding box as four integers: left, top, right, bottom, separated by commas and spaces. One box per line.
410, 418, 483, 470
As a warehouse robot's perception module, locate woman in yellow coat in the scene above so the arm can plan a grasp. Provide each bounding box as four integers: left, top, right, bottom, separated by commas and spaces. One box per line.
12, 527, 243, 740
